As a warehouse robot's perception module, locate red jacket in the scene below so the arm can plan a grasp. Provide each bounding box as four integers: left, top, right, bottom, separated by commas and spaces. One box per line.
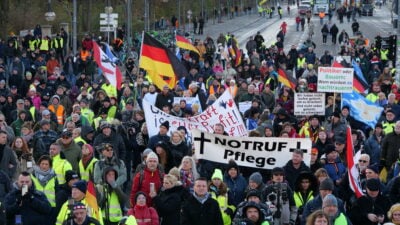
130, 167, 163, 207
127, 205, 159, 225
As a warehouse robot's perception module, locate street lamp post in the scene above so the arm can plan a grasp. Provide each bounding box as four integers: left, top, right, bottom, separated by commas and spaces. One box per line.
45, 0, 56, 22
187, 9, 192, 34
72, 0, 77, 55
105, 6, 113, 44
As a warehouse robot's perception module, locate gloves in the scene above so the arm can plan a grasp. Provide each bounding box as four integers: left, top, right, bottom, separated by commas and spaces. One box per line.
224, 208, 234, 218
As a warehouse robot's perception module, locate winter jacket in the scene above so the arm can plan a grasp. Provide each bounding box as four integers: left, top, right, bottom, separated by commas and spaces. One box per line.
152, 185, 183, 225
181, 193, 224, 225
350, 194, 391, 225
147, 133, 170, 151
364, 134, 383, 165
224, 173, 248, 206
127, 204, 159, 225
0, 144, 17, 179
93, 157, 127, 188
324, 159, 347, 185
130, 167, 163, 207
155, 92, 174, 109
283, 160, 311, 190
381, 131, 400, 170
5, 182, 52, 225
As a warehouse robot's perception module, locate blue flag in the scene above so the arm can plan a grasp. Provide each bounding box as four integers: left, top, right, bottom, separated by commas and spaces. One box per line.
103, 43, 119, 64
342, 91, 384, 128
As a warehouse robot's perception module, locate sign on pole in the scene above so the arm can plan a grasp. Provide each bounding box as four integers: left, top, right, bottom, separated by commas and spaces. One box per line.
100, 27, 115, 32
294, 92, 326, 116
100, 13, 119, 19
317, 67, 354, 93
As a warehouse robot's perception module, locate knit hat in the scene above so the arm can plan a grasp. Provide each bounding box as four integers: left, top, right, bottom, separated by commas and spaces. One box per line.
65, 170, 80, 183
322, 194, 338, 208
146, 151, 159, 163
100, 122, 112, 130
367, 164, 379, 174
319, 178, 334, 191
324, 144, 336, 155
160, 121, 170, 130
249, 172, 263, 185
333, 111, 341, 118
73, 202, 86, 211
211, 169, 223, 180
272, 167, 285, 176
334, 136, 346, 145
226, 159, 239, 172
72, 180, 87, 193
42, 109, 51, 116
366, 178, 380, 191
142, 148, 154, 159
246, 189, 262, 200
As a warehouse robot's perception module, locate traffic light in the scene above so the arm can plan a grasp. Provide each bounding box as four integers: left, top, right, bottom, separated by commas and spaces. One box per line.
382, 35, 397, 65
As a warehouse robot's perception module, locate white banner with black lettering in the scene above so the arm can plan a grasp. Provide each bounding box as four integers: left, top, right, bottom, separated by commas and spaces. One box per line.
193, 129, 312, 169
294, 92, 325, 116
143, 91, 247, 137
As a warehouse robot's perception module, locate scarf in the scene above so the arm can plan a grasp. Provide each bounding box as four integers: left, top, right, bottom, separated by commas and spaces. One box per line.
33, 166, 55, 186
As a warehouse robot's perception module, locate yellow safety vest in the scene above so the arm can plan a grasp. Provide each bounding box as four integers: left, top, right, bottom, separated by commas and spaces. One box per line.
31, 174, 57, 207
29, 39, 37, 51
211, 192, 236, 225
52, 38, 64, 49
52, 154, 73, 184
101, 84, 117, 98
334, 213, 348, 225
380, 49, 389, 61
125, 215, 138, 225
81, 107, 95, 125
29, 106, 36, 122
74, 136, 87, 145
78, 158, 98, 181
297, 58, 306, 69
103, 190, 123, 222
39, 39, 49, 51
382, 121, 395, 135
56, 198, 104, 225
293, 191, 314, 208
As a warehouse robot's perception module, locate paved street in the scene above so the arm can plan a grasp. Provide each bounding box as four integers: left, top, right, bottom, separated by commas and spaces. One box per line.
192, 3, 393, 57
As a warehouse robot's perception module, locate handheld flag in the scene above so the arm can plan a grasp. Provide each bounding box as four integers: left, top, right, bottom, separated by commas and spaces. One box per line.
86, 180, 102, 222
351, 59, 369, 94
93, 41, 122, 89
342, 91, 384, 128
103, 42, 119, 64
278, 68, 297, 89
176, 35, 200, 55
346, 126, 363, 198
140, 32, 188, 89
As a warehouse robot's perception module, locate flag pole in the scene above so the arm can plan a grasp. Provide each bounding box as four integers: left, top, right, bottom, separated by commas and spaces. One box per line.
138, 31, 145, 71
333, 92, 336, 114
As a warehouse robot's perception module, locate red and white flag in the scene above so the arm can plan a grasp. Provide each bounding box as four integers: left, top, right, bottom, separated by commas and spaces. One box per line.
93, 41, 122, 89
346, 126, 363, 198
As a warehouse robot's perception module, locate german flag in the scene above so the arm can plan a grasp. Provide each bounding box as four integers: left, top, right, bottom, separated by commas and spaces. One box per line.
332, 60, 368, 93
140, 32, 188, 89
278, 68, 297, 89
86, 180, 101, 222
176, 35, 200, 55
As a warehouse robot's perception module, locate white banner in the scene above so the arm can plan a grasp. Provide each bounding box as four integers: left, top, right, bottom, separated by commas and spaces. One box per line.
294, 92, 326, 116
143, 91, 247, 137
317, 67, 354, 93
193, 130, 312, 169
239, 101, 252, 115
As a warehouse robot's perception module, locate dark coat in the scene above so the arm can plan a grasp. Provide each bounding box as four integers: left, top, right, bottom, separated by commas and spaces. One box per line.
301, 194, 345, 225
350, 194, 391, 225
223, 173, 248, 206
155, 92, 174, 109
5, 183, 52, 225
93, 130, 126, 161
284, 160, 311, 190
153, 185, 184, 225
180, 194, 224, 225
0, 144, 17, 179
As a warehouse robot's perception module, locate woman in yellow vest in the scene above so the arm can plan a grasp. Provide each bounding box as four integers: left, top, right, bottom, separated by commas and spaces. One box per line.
209, 168, 236, 225
79, 144, 98, 182
293, 172, 318, 225
31, 155, 58, 225
97, 167, 127, 225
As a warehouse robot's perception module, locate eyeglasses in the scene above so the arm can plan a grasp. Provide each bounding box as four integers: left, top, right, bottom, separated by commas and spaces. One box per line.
358, 160, 368, 163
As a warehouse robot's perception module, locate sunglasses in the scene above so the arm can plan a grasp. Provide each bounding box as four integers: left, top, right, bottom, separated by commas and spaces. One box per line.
358, 160, 368, 163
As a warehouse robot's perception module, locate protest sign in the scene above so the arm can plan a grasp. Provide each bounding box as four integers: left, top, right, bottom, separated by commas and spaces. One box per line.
294, 92, 325, 116
239, 101, 252, 114
317, 67, 354, 93
143, 91, 247, 137
193, 129, 312, 169
173, 96, 202, 112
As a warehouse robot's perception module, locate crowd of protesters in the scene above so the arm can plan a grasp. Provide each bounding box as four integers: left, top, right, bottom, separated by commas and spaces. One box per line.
0, 4, 399, 225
